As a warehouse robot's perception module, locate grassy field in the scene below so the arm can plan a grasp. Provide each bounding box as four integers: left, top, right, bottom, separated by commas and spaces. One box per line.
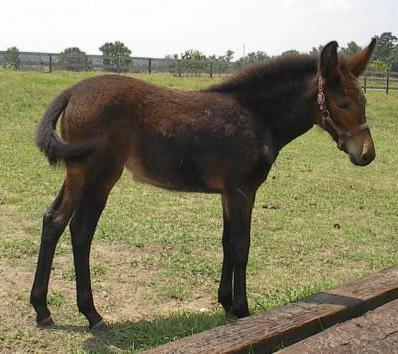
0, 69, 397, 353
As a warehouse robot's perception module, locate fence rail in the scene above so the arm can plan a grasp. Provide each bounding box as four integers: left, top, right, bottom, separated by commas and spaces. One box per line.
1, 51, 397, 93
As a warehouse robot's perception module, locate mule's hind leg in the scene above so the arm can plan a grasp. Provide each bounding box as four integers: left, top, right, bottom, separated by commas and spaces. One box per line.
30, 175, 81, 327
69, 159, 123, 329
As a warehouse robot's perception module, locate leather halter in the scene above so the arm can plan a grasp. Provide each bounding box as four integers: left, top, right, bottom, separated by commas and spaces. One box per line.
317, 76, 369, 150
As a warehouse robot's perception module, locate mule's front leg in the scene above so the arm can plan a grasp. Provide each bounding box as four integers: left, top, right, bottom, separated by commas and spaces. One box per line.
223, 188, 254, 318
218, 196, 233, 314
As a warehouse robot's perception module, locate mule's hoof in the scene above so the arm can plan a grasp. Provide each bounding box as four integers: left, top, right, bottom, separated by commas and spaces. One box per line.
222, 306, 233, 317
37, 316, 55, 328
91, 320, 108, 332
232, 308, 250, 319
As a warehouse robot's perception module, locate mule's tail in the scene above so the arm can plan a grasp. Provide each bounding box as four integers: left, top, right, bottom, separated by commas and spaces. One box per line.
36, 91, 98, 166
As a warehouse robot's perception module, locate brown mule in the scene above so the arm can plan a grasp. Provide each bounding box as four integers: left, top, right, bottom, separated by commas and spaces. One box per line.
31, 39, 376, 329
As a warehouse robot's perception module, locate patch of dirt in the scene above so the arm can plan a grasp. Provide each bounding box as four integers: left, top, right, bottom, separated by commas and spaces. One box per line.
0, 240, 215, 332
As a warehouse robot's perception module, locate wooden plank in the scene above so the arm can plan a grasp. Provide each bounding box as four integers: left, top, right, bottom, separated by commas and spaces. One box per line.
145, 267, 398, 354
279, 298, 398, 353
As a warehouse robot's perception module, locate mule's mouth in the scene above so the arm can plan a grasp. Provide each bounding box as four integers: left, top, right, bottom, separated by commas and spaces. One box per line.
349, 150, 375, 166
344, 130, 375, 167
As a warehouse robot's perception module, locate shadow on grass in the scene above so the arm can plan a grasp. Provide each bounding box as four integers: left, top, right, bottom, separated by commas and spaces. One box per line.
79, 311, 232, 353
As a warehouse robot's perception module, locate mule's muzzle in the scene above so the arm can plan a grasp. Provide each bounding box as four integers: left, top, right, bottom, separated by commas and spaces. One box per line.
345, 131, 375, 167
349, 149, 375, 166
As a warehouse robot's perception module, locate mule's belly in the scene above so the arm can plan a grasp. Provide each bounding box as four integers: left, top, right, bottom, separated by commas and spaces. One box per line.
125, 145, 224, 193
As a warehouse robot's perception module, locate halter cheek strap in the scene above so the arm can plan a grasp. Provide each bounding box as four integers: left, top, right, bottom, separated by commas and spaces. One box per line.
317, 76, 369, 150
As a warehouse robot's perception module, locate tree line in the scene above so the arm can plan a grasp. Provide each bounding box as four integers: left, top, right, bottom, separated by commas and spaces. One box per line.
3, 32, 398, 72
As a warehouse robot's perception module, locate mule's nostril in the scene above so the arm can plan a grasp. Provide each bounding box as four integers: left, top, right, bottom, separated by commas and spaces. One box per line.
361, 150, 375, 165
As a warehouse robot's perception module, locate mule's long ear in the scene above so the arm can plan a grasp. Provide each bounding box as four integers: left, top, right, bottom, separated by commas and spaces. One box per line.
320, 41, 339, 80
349, 38, 376, 77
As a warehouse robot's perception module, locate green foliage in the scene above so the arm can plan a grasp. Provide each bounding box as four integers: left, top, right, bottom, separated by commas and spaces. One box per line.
371, 32, 398, 73
238, 51, 270, 64
281, 49, 300, 57
180, 49, 206, 61
4, 46, 19, 69
220, 49, 234, 62
390, 47, 398, 72
340, 41, 362, 57
309, 45, 324, 57
374, 32, 397, 61
99, 41, 132, 71
58, 47, 86, 72
179, 50, 208, 74
369, 58, 392, 72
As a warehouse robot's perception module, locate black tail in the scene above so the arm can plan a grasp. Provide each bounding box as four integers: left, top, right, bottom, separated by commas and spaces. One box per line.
36, 91, 98, 166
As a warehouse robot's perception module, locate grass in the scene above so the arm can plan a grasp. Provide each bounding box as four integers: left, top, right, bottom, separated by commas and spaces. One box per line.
0, 69, 398, 352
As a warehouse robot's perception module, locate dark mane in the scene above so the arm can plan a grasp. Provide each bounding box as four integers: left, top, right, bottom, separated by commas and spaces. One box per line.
206, 55, 318, 94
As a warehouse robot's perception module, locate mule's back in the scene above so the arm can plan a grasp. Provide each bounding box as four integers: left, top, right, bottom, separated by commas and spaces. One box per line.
59, 75, 267, 193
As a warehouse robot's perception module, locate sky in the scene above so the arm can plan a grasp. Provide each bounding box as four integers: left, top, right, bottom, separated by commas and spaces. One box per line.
1, 0, 397, 59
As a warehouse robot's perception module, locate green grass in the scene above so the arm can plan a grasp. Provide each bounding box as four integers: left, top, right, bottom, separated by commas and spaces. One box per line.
0, 69, 398, 352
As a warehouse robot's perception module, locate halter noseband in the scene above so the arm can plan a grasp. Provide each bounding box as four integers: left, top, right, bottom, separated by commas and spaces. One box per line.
317, 76, 369, 150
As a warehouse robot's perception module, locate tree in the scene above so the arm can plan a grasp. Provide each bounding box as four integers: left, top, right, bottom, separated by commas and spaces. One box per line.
389, 46, 398, 72
309, 45, 324, 57
4, 46, 19, 69
340, 41, 362, 57
369, 58, 391, 72
281, 49, 300, 57
180, 49, 206, 61
99, 41, 132, 71
373, 32, 397, 61
239, 51, 269, 63
59, 47, 86, 71
224, 50, 234, 62
179, 50, 207, 75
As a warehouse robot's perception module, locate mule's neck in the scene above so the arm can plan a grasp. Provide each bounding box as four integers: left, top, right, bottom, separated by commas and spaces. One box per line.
259, 75, 319, 149
209, 56, 320, 150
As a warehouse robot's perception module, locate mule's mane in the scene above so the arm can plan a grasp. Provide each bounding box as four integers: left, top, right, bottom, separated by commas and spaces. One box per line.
206, 55, 319, 94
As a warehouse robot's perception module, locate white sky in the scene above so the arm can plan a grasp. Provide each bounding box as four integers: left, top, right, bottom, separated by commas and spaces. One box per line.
1, 0, 397, 59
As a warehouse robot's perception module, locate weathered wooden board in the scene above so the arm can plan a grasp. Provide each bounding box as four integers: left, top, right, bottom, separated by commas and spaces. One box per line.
145, 267, 398, 354
279, 297, 398, 353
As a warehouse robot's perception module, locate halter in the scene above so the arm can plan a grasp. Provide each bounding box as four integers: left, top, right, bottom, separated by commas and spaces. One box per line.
317, 76, 369, 150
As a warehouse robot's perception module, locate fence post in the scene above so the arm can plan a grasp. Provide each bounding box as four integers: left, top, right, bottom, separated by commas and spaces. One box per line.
49, 54, 52, 73
363, 72, 367, 93
386, 71, 390, 94
117, 55, 121, 73
148, 58, 152, 74
85, 55, 89, 71
210, 61, 213, 78
16, 53, 20, 71
177, 59, 181, 77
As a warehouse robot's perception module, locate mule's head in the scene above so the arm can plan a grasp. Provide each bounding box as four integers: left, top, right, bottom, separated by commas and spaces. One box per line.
316, 39, 376, 166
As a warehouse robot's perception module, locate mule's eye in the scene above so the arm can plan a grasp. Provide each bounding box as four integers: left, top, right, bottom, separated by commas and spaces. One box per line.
336, 101, 350, 110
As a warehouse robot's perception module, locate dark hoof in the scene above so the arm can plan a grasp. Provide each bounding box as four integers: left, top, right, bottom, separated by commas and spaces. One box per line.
222, 305, 234, 317
232, 308, 250, 319
220, 302, 232, 314
37, 316, 55, 328
219, 297, 233, 315
91, 320, 108, 332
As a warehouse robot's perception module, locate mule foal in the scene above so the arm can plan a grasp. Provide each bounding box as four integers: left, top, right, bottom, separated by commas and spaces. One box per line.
31, 39, 376, 329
